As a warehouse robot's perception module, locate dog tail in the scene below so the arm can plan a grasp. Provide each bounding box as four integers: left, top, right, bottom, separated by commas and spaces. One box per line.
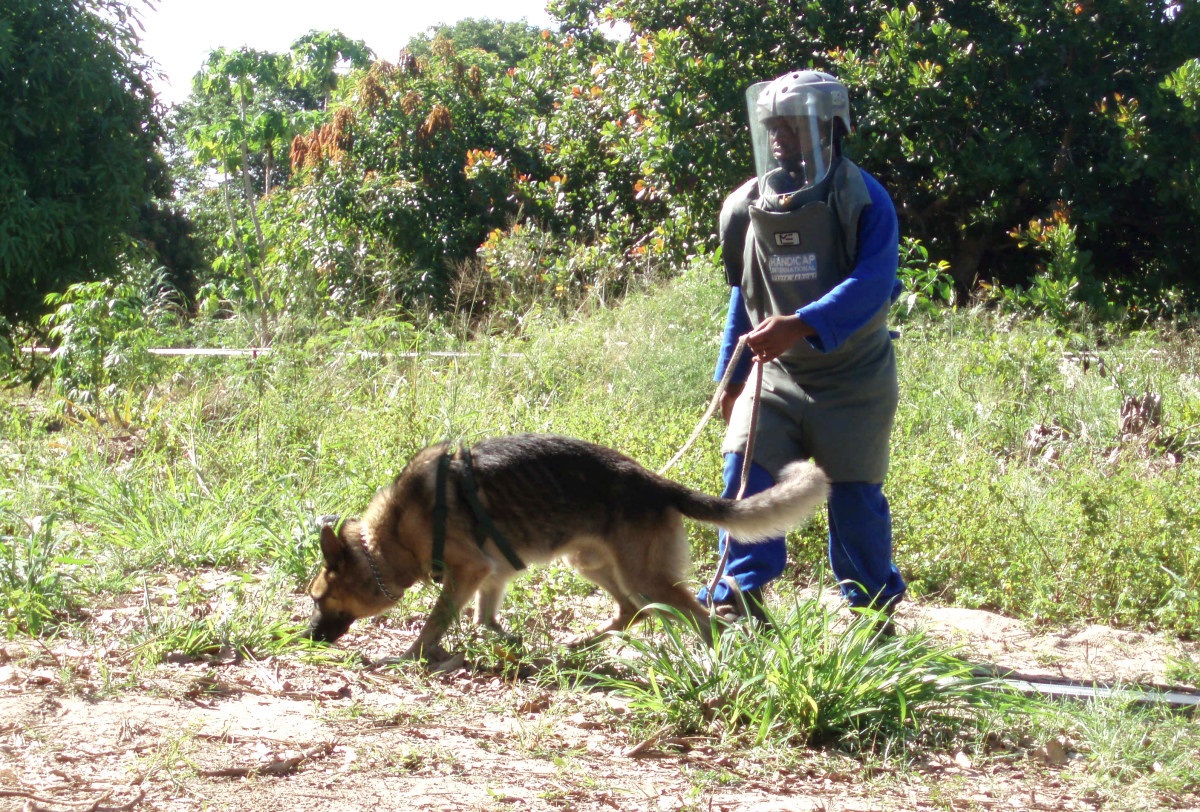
673, 461, 830, 541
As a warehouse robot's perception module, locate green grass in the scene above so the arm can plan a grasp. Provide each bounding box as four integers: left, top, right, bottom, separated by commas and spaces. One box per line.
585, 598, 1029, 753
1024, 697, 1200, 810
885, 312, 1200, 633
1, 261, 1199, 804
0, 508, 84, 635
128, 569, 306, 667
3, 261, 1198, 642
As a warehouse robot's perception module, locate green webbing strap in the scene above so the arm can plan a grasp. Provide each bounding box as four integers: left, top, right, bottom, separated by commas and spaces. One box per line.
458, 445, 526, 573
431, 450, 451, 583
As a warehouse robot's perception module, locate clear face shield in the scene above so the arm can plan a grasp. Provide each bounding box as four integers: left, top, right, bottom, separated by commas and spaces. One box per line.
747, 80, 841, 204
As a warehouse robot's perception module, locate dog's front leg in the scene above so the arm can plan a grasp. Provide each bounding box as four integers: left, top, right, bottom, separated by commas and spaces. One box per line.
401, 564, 488, 661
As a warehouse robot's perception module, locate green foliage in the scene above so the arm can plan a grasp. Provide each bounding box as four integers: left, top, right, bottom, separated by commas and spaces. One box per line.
39, 277, 175, 412
408, 18, 547, 67
974, 203, 1112, 323
256, 37, 543, 312
171, 33, 373, 321
1166, 652, 1200, 687
176, 19, 724, 319
891, 313, 1200, 635
1028, 699, 1200, 804
165, 4, 1200, 323
287, 30, 375, 108
503, 18, 734, 265
1162, 57, 1200, 111
835, 0, 1200, 307
4, 269, 1200, 803
591, 599, 1022, 751
0, 511, 81, 636
894, 237, 955, 317
14, 3, 1195, 328
464, 221, 668, 323
9, 268, 1199, 651
549, 0, 1200, 315
130, 572, 304, 666
187, 47, 296, 182
0, 0, 165, 328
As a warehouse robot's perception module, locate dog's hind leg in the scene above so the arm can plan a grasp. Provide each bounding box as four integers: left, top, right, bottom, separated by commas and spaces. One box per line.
624, 517, 715, 646
633, 580, 714, 647
564, 553, 641, 648
473, 570, 513, 630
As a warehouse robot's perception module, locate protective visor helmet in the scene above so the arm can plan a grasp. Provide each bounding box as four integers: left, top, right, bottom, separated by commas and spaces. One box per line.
747, 70, 851, 204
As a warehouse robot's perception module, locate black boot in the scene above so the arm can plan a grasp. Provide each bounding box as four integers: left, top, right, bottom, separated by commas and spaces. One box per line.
712, 576, 770, 625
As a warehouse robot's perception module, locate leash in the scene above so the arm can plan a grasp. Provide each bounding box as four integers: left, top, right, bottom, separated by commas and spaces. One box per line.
704, 348, 763, 609
657, 336, 756, 477
654, 335, 765, 611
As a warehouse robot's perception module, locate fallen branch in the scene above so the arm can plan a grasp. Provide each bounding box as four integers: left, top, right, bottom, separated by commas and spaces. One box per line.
196, 742, 335, 778
0, 786, 145, 812
622, 725, 672, 758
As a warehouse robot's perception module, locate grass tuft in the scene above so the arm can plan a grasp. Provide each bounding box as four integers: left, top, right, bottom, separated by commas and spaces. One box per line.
589, 596, 1029, 753
0, 509, 82, 636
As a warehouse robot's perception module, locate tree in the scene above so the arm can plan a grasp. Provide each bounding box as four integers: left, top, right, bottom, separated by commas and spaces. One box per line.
175, 35, 373, 314
0, 0, 166, 328
288, 30, 375, 109
408, 18, 547, 67
548, 0, 1200, 308
280, 34, 531, 306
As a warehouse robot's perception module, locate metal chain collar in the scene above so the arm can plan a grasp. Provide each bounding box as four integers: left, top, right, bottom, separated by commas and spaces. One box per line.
358, 529, 400, 603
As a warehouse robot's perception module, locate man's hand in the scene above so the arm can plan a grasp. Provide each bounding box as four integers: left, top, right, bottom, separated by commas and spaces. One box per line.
745, 314, 814, 362
720, 382, 744, 423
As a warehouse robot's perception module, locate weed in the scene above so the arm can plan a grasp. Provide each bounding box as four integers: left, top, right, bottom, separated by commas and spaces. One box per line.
0, 510, 82, 636
895, 236, 956, 317
1165, 653, 1200, 687
129, 573, 304, 666
40, 276, 179, 416
6, 259, 1200, 806
1027, 698, 1200, 805
588, 597, 1031, 754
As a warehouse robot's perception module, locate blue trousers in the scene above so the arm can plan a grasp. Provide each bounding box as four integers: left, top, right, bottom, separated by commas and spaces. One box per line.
698, 453, 906, 608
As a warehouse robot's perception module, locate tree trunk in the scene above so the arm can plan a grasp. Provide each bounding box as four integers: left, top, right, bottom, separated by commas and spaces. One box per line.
950, 232, 993, 293
239, 139, 266, 251
224, 167, 267, 319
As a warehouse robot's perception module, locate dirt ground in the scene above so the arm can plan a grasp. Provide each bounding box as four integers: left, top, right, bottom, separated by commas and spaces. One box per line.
2, 598, 1197, 812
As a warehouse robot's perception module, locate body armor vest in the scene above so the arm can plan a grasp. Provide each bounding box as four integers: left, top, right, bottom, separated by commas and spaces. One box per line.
719, 159, 898, 482
734, 159, 878, 368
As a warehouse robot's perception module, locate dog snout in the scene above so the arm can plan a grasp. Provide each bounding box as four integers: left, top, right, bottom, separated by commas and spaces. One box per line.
305, 608, 355, 643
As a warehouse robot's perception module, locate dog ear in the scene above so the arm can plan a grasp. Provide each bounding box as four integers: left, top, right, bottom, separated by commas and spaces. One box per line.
319, 523, 346, 565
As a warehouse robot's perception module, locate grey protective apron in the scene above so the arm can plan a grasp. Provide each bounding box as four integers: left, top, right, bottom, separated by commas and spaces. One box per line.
723, 160, 897, 484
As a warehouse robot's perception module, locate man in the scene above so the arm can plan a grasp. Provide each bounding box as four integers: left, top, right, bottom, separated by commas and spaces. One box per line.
703, 69, 906, 628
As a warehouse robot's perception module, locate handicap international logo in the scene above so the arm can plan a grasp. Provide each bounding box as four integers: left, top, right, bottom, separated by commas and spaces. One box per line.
768, 253, 818, 281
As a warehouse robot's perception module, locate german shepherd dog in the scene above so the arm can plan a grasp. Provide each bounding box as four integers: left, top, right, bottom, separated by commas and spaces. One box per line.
307, 434, 828, 659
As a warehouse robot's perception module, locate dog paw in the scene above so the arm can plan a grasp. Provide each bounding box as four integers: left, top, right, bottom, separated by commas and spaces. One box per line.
562, 630, 606, 649
428, 651, 465, 673
400, 641, 452, 663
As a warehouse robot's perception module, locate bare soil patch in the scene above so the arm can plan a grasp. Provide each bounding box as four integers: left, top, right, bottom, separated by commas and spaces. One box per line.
1, 600, 1196, 812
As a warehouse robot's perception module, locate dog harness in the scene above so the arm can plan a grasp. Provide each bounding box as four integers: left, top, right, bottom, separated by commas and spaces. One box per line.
431, 445, 527, 582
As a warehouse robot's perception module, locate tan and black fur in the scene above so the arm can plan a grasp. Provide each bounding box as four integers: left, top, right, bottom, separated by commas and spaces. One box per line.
307, 433, 828, 658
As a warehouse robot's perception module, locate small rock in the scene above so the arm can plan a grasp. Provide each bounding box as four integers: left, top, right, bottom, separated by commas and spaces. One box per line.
1037, 737, 1069, 766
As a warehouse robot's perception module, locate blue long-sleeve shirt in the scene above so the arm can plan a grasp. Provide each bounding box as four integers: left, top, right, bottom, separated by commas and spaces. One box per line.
715, 169, 901, 384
